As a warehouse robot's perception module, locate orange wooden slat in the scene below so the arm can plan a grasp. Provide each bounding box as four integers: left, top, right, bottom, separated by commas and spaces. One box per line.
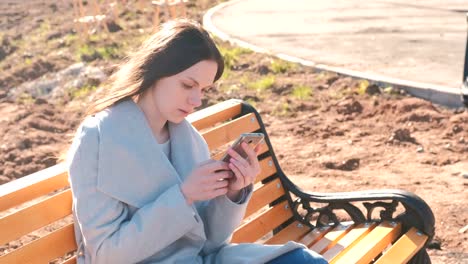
255, 157, 277, 183
374, 227, 428, 264
187, 99, 242, 130
264, 221, 311, 245
61, 256, 77, 264
324, 222, 378, 262
201, 113, 261, 150
0, 189, 72, 245
232, 200, 293, 243
332, 221, 402, 264
0, 223, 77, 264
298, 225, 333, 248
245, 178, 286, 218
0, 163, 69, 211
310, 223, 354, 254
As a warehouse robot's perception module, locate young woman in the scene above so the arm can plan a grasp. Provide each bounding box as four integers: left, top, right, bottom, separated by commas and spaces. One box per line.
67, 19, 327, 264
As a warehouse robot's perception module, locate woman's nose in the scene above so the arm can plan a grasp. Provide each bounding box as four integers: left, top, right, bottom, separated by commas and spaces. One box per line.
189, 90, 202, 107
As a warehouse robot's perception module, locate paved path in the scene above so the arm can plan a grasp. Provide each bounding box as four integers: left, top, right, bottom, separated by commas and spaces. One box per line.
209, 0, 467, 89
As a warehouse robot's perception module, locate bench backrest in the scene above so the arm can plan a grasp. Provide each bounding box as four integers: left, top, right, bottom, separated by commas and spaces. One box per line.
0, 99, 292, 263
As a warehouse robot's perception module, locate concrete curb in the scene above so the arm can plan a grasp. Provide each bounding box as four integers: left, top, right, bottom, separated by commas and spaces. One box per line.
203, 0, 465, 108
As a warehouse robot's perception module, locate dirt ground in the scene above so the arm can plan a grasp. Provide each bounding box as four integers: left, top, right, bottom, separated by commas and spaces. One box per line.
0, 0, 466, 263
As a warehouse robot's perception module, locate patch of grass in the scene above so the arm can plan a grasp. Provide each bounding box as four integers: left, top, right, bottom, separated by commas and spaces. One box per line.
24, 58, 33, 66
123, 10, 138, 20
315, 72, 327, 81
218, 46, 252, 69
64, 33, 79, 46
329, 88, 353, 100
243, 75, 275, 91
96, 45, 121, 60
69, 84, 98, 99
270, 59, 297, 74
39, 20, 51, 36
291, 85, 313, 100
239, 75, 250, 86
383, 86, 399, 95
16, 92, 35, 105
272, 102, 290, 116
87, 34, 102, 43
357, 80, 370, 95
221, 68, 232, 80
219, 83, 240, 94
245, 98, 257, 108
77, 44, 96, 60
77, 43, 122, 61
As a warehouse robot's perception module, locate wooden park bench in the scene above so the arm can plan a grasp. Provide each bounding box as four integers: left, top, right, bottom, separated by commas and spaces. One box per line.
0, 99, 435, 263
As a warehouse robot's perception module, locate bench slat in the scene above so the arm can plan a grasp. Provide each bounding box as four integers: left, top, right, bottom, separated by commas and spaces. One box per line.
0, 223, 77, 264
264, 221, 310, 245
298, 226, 333, 248
374, 227, 428, 264
332, 221, 402, 264
232, 200, 292, 243
324, 222, 377, 262
0, 189, 72, 245
0, 163, 68, 211
187, 99, 242, 130
61, 256, 77, 264
310, 223, 354, 254
245, 178, 285, 218
202, 113, 261, 150
255, 157, 277, 184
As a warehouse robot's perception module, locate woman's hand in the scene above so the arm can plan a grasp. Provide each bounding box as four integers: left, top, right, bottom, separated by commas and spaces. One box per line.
180, 160, 233, 205
226, 142, 261, 192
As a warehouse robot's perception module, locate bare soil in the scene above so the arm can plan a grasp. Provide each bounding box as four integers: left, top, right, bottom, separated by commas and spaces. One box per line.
0, 1, 466, 263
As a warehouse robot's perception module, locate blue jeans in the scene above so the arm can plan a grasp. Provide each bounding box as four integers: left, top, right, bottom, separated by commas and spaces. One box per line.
266, 248, 328, 264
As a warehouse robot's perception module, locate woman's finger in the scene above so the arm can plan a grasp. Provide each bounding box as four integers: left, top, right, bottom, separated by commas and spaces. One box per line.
228, 162, 245, 184
230, 158, 250, 177
211, 187, 228, 198
199, 172, 229, 187
242, 142, 258, 164
202, 160, 230, 173
226, 147, 249, 164
209, 170, 233, 182
227, 148, 250, 167
254, 143, 262, 155
246, 143, 262, 172
211, 179, 229, 190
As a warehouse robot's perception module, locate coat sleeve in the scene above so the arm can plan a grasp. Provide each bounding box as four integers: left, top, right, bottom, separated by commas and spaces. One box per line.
198, 184, 254, 255
68, 117, 200, 264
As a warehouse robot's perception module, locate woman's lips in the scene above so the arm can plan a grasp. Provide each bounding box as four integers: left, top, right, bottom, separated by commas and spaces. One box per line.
179, 109, 190, 116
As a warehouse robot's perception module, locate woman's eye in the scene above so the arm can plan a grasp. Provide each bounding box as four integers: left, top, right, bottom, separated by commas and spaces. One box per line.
182, 83, 193, 89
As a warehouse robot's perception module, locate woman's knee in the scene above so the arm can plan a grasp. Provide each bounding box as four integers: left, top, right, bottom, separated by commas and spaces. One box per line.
268, 248, 328, 264
298, 248, 328, 264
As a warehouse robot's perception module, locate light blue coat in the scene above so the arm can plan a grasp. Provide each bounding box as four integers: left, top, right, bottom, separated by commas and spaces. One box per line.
67, 99, 304, 264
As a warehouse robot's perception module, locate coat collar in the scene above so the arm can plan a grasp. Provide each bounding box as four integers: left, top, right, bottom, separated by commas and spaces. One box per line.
94, 99, 210, 208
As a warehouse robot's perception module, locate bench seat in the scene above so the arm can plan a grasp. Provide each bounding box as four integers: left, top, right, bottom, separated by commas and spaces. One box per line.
0, 99, 434, 264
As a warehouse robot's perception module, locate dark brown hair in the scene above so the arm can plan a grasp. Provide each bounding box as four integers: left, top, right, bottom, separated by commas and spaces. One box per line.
87, 19, 224, 115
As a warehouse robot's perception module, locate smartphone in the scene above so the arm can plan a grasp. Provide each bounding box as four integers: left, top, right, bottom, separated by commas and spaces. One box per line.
221, 133, 265, 162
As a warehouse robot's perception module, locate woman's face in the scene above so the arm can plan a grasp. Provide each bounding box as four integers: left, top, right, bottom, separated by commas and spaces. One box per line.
149, 60, 218, 124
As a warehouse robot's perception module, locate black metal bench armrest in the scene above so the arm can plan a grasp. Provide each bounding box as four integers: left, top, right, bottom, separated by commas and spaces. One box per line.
284, 179, 435, 241
238, 101, 435, 246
